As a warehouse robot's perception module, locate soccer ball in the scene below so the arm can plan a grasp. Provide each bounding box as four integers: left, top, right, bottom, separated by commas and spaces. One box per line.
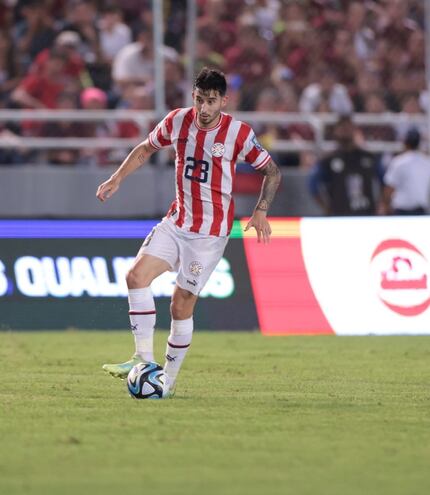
127, 362, 166, 399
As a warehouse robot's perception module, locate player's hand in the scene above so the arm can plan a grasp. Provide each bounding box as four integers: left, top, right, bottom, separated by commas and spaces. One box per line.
244, 211, 272, 244
96, 176, 120, 202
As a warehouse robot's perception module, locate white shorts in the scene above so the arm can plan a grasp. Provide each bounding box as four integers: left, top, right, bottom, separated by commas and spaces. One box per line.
138, 217, 229, 296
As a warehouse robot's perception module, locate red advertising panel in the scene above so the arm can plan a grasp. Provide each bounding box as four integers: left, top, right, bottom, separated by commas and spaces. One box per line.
241, 219, 333, 335
241, 217, 430, 335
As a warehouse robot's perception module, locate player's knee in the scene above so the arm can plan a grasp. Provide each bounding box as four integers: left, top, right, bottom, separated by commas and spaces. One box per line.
170, 296, 195, 320
126, 267, 151, 289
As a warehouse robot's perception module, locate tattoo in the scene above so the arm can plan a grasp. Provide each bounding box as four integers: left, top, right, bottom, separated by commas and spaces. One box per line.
255, 160, 281, 211
255, 160, 281, 212
135, 141, 153, 164
257, 200, 269, 211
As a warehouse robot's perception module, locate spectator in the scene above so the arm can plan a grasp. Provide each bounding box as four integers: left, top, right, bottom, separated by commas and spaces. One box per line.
308, 115, 383, 216
29, 30, 86, 91
61, 0, 100, 64
395, 93, 426, 142
78, 86, 113, 166
194, 38, 225, 73
0, 29, 20, 99
345, 1, 376, 60
224, 23, 271, 109
11, 48, 68, 109
115, 84, 154, 139
98, 5, 132, 64
41, 91, 83, 166
299, 66, 353, 114
381, 128, 430, 215
0, 94, 23, 165
0, 0, 427, 169
12, 0, 57, 73
352, 70, 383, 112
376, 0, 418, 49
112, 27, 179, 98
197, 0, 239, 56
360, 92, 396, 142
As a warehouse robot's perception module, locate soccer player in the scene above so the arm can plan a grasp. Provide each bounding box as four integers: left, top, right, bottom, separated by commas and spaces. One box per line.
96, 67, 281, 397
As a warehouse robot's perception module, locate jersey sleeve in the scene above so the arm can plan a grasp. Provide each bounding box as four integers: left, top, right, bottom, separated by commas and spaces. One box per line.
148, 110, 176, 150
237, 127, 272, 170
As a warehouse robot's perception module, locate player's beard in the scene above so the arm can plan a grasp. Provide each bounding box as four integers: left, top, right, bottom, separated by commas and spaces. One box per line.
198, 110, 221, 128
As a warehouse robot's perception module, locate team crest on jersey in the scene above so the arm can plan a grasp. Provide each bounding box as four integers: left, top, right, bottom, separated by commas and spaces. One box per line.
211, 143, 225, 157
251, 134, 264, 151
189, 261, 203, 276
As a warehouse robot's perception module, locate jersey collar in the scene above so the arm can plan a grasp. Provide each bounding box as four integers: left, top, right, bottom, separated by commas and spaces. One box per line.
193, 110, 225, 132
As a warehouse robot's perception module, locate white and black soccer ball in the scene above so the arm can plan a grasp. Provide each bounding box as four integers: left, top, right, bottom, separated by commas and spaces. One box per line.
127, 362, 166, 399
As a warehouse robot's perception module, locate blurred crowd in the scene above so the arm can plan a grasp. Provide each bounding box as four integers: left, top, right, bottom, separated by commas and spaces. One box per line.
0, 0, 427, 167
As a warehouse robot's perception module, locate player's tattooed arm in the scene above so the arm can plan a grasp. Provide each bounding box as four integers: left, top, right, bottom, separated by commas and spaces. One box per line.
96, 139, 157, 202
244, 160, 282, 243
255, 160, 282, 213
135, 140, 156, 165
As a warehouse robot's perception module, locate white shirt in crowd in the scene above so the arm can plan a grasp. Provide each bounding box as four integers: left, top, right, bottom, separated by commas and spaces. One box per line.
112, 42, 179, 84
384, 150, 430, 211
99, 22, 132, 61
299, 83, 353, 114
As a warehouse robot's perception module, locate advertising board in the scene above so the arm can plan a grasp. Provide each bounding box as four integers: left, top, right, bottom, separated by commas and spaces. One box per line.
2, 217, 429, 334
241, 217, 430, 335
0, 220, 257, 330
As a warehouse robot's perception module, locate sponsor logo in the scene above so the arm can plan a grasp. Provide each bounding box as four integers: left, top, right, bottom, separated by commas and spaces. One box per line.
0, 255, 234, 299
166, 354, 176, 362
130, 324, 138, 332
370, 239, 430, 316
187, 279, 197, 287
211, 142, 225, 157
189, 261, 203, 276
251, 134, 264, 151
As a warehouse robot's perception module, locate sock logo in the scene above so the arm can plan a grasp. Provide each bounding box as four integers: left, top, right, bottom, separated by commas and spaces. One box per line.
166, 354, 176, 362
131, 324, 138, 332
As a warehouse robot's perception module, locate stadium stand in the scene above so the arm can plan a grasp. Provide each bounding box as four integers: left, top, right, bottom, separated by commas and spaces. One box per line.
0, 0, 426, 175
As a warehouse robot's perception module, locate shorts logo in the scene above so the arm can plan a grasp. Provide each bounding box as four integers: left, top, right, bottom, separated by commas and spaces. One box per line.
211, 143, 225, 157
189, 261, 203, 276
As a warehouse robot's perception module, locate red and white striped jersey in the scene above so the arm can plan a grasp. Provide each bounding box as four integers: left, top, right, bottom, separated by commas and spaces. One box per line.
148, 107, 271, 237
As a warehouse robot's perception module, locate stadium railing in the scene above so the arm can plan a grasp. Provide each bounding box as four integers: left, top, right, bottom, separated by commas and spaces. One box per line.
0, 110, 427, 154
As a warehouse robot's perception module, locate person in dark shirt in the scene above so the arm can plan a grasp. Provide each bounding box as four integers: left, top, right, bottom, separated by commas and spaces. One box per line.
309, 115, 384, 215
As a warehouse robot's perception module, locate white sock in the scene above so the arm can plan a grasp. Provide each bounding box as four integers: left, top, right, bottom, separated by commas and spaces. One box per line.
164, 317, 193, 386
128, 288, 156, 362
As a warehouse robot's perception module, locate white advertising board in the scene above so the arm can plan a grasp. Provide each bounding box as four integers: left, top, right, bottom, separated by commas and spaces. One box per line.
301, 217, 430, 335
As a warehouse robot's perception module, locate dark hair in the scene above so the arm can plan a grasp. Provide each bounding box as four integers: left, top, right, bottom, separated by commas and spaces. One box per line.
194, 67, 227, 96
404, 127, 420, 149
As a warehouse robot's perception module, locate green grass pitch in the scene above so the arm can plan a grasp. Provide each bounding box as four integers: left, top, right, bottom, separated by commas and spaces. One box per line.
1, 331, 429, 495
